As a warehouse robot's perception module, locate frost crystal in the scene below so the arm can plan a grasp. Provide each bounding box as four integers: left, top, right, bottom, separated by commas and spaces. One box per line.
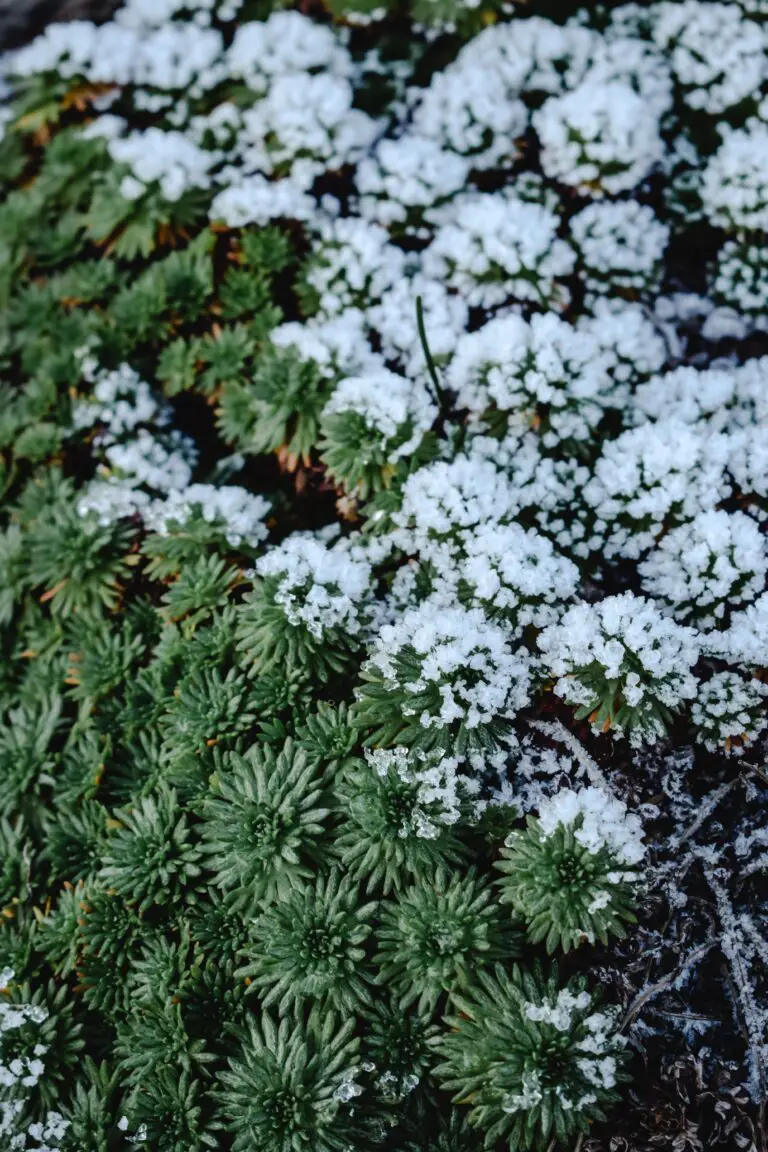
639, 510, 768, 629
534, 76, 664, 196
538, 593, 700, 745
367, 598, 532, 732
256, 536, 371, 640
536, 787, 647, 866
323, 371, 436, 462
701, 123, 768, 233
692, 672, 768, 755
423, 192, 574, 310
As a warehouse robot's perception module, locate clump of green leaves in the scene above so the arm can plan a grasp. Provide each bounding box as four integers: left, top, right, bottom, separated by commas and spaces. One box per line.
434, 964, 629, 1151
497, 816, 639, 953
203, 739, 332, 912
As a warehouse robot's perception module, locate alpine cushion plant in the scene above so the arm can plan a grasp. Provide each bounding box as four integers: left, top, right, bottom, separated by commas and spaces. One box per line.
0, 0, 767, 1149
353, 599, 533, 760
537, 594, 701, 747
496, 788, 645, 953
433, 964, 629, 1151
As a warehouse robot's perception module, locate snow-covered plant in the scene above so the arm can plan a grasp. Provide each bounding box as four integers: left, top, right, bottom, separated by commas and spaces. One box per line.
209, 174, 315, 228
319, 371, 437, 498
585, 33, 674, 117
728, 426, 768, 512
701, 123, 768, 233
434, 964, 628, 1151
409, 63, 528, 169
453, 16, 595, 100
226, 11, 352, 92
423, 192, 574, 310
709, 592, 768, 669
650, 1, 766, 116
354, 598, 532, 761
583, 421, 732, 559
72, 361, 163, 441
367, 275, 469, 378
447, 312, 619, 449
6, 0, 768, 1143
0, 971, 79, 1150
335, 751, 467, 895
147, 485, 270, 551
710, 239, 768, 324
237, 536, 372, 680
538, 593, 700, 745
108, 128, 219, 204
235, 72, 378, 190
497, 787, 645, 953
631, 361, 767, 431
440, 521, 580, 637
392, 455, 522, 554
299, 216, 407, 320
71, 363, 276, 558
8, 16, 226, 92
639, 509, 767, 629
577, 300, 668, 385
354, 135, 469, 228
692, 672, 768, 756
271, 310, 381, 383
570, 200, 669, 298
533, 76, 664, 196
1, 971, 50, 1140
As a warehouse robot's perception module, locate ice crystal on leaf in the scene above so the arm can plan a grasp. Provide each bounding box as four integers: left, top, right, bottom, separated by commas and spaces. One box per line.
534, 77, 664, 197
355, 598, 532, 760
538, 593, 700, 745
423, 192, 574, 310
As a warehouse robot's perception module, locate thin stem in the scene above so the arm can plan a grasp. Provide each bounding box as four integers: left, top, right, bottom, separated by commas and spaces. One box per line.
416, 294, 448, 415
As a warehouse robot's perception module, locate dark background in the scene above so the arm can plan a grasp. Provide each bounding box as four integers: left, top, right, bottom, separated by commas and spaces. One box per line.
0, 0, 116, 51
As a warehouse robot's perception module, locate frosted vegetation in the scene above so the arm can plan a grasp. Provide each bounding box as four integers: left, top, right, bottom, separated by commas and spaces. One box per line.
0, 0, 766, 1148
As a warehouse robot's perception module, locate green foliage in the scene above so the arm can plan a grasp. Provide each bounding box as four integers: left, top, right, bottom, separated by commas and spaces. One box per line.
0, 15, 641, 1148
161, 555, 239, 622
335, 757, 467, 895
353, 645, 516, 759
0, 698, 61, 818
218, 344, 330, 465
434, 964, 628, 1151
161, 666, 258, 754
217, 1009, 365, 1152
114, 996, 215, 1089
320, 409, 399, 499
295, 702, 359, 768
239, 868, 376, 1013
100, 788, 203, 913
126, 1069, 218, 1151
203, 739, 332, 912
237, 573, 361, 682
375, 869, 521, 1015
26, 504, 136, 619
2, 976, 85, 1110
496, 817, 638, 953
60, 1057, 121, 1152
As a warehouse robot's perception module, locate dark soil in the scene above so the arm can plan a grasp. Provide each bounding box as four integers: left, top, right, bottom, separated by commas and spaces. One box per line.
0, 0, 117, 50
